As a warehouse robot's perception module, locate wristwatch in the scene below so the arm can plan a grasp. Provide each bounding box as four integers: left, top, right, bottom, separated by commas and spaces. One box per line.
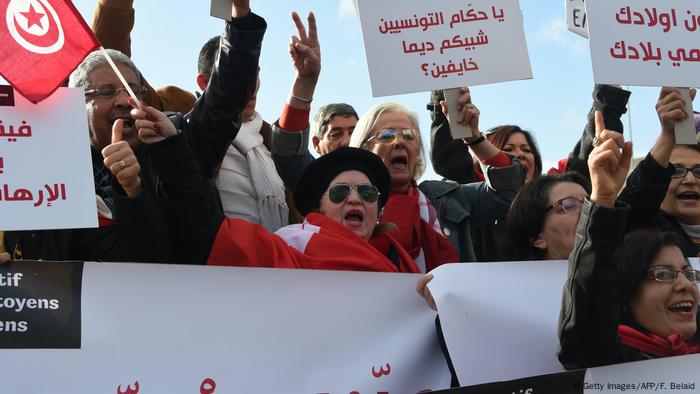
464, 134, 485, 146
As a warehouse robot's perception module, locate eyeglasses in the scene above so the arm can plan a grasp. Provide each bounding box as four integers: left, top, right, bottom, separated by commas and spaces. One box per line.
323, 183, 380, 204
671, 164, 700, 179
366, 128, 417, 145
544, 197, 585, 214
647, 267, 700, 283
85, 84, 147, 100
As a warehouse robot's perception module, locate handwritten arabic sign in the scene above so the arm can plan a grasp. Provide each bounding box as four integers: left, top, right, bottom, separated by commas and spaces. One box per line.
0, 86, 96, 230
586, 0, 700, 86
0, 263, 451, 392
356, 0, 532, 96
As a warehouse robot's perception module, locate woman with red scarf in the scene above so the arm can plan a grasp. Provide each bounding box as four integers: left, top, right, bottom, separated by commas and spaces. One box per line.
558, 123, 700, 368
350, 102, 525, 268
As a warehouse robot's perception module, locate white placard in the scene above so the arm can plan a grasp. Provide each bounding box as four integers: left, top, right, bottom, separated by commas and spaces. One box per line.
566, 0, 589, 38
0, 87, 97, 230
0, 263, 451, 393
586, 0, 700, 87
356, 0, 533, 97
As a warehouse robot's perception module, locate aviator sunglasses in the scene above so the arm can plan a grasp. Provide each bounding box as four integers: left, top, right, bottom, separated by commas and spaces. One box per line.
323, 184, 380, 204
366, 128, 417, 144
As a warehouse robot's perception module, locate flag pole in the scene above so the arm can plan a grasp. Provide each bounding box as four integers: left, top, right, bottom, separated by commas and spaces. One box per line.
98, 46, 142, 109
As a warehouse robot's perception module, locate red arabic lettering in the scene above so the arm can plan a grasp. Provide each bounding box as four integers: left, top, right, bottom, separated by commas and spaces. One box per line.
117, 381, 139, 394
0, 157, 3, 174
200, 377, 217, 394
372, 363, 391, 378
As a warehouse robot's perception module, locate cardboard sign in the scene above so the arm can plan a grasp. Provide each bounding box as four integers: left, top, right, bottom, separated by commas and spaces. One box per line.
356, 0, 533, 97
566, 0, 588, 38
0, 263, 451, 392
586, 0, 700, 87
0, 86, 97, 230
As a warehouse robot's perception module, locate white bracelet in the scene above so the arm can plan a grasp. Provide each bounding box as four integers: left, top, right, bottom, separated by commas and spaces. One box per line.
290, 94, 313, 103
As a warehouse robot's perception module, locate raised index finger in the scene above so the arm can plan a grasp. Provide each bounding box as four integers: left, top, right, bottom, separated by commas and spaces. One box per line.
594, 110, 606, 135
291, 11, 307, 42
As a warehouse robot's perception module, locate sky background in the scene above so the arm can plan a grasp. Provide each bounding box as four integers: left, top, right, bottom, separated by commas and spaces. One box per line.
6, 0, 670, 180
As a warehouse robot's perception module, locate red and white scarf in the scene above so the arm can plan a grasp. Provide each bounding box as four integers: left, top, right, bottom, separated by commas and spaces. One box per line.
377, 182, 458, 272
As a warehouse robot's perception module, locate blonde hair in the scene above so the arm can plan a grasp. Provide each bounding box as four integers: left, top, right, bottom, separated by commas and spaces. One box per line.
349, 102, 425, 180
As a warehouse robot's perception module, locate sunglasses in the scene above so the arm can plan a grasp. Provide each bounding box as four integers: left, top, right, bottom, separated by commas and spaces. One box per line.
647, 267, 700, 283
671, 164, 700, 179
545, 197, 585, 214
323, 183, 380, 204
366, 128, 417, 144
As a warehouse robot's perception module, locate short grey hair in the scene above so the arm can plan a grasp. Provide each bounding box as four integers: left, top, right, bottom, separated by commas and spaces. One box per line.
68, 49, 143, 90
312, 103, 359, 140
349, 102, 425, 180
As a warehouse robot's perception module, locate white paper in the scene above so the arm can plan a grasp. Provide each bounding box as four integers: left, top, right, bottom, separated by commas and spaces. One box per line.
356, 0, 533, 97
586, 0, 700, 87
0, 87, 97, 230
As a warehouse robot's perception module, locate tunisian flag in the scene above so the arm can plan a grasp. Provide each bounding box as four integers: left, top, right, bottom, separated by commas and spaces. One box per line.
0, 0, 99, 103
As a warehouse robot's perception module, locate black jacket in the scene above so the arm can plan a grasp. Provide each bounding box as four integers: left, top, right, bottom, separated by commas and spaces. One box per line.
557, 199, 653, 369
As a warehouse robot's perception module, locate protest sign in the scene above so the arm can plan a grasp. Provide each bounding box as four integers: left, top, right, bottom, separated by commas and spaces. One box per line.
566, 0, 588, 38
0, 262, 451, 393
428, 261, 568, 387
586, 0, 700, 87
356, 0, 532, 97
0, 86, 97, 230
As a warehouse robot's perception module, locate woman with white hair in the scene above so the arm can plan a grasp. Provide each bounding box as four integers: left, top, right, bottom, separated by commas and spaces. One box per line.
350, 102, 525, 268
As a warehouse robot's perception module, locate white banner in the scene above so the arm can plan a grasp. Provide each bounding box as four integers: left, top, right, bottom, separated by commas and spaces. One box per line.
0, 86, 96, 230
0, 262, 451, 393
356, 0, 532, 97
429, 261, 567, 387
586, 0, 700, 86
566, 0, 588, 38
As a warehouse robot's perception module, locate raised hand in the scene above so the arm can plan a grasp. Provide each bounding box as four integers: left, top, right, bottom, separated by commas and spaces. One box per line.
589, 111, 633, 208
130, 97, 177, 145
289, 11, 320, 84
232, 0, 250, 18
102, 119, 143, 198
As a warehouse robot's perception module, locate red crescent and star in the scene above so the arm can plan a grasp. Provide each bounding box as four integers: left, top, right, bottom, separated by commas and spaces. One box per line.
20, 3, 45, 29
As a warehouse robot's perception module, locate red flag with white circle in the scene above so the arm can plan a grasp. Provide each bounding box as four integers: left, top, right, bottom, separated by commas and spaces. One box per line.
0, 0, 98, 103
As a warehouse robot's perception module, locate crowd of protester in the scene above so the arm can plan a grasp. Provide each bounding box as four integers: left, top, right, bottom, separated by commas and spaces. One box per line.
3, 0, 700, 388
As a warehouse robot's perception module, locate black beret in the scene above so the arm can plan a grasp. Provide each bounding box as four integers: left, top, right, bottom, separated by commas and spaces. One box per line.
293, 147, 391, 216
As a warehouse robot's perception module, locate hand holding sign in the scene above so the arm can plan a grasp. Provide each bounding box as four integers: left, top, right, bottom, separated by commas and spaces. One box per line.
101, 121, 143, 198
0, 252, 9, 264
131, 98, 177, 145
656, 87, 696, 144
232, 0, 250, 18
589, 111, 632, 208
